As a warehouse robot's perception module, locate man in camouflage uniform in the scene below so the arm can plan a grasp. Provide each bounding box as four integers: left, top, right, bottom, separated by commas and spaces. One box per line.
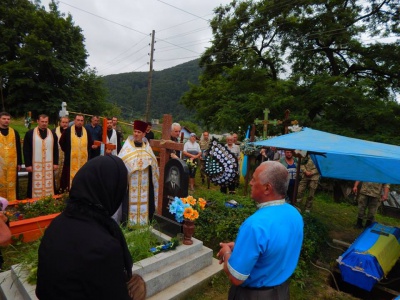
297, 155, 320, 212
352, 181, 389, 228
199, 131, 210, 184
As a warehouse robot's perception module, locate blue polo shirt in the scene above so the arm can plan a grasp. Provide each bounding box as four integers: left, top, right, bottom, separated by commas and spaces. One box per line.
227, 200, 303, 287
85, 124, 102, 141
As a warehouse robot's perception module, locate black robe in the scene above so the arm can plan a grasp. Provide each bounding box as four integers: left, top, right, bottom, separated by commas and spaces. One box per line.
23, 128, 59, 198
36, 156, 132, 300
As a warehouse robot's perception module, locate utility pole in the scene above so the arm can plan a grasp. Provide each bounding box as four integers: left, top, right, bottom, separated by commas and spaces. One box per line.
145, 30, 155, 122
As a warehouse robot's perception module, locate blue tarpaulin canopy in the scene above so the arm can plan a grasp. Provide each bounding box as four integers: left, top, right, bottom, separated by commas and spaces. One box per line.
252, 128, 400, 184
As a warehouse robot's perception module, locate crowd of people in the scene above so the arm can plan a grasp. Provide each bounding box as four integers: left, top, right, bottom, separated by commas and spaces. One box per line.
0, 111, 394, 299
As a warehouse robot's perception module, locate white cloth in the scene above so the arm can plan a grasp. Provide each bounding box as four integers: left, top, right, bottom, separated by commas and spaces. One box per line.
107, 129, 118, 155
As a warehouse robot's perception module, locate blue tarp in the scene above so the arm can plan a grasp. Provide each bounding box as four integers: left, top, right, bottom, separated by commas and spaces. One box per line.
252, 128, 400, 184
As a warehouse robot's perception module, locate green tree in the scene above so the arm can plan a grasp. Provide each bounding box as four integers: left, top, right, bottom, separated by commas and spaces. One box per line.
0, 0, 108, 120
182, 0, 400, 142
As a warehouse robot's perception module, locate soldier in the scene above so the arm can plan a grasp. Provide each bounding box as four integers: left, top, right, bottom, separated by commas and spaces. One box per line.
352, 181, 389, 228
297, 155, 320, 212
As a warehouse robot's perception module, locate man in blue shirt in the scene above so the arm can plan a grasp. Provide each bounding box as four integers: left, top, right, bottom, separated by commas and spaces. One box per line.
218, 161, 304, 300
85, 115, 102, 159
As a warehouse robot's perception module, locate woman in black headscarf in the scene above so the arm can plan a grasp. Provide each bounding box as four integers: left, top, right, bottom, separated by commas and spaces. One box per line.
36, 156, 132, 300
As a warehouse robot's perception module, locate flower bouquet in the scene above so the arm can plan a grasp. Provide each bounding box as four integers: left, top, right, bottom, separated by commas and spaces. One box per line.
169, 196, 207, 245
185, 158, 197, 172
168, 196, 206, 223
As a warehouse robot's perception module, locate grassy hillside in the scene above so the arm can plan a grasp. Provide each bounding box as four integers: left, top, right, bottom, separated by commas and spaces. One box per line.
102, 59, 202, 121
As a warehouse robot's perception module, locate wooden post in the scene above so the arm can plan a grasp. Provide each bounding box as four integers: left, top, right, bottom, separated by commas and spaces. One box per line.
145, 30, 155, 122
283, 109, 291, 134
150, 114, 184, 214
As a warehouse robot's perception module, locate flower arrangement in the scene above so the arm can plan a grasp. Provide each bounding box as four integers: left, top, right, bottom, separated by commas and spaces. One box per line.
149, 237, 180, 255
169, 196, 206, 223
239, 137, 265, 156
185, 158, 197, 171
6, 194, 67, 221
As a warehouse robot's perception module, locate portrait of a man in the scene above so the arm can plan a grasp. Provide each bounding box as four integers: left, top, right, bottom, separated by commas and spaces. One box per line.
165, 166, 181, 198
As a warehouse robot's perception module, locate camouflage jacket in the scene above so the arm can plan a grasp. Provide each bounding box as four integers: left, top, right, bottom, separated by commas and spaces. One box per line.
359, 182, 390, 198
300, 156, 320, 180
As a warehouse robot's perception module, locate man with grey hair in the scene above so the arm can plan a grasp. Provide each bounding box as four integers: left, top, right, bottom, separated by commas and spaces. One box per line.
169, 122, 181, 159
218, 161, 303, 300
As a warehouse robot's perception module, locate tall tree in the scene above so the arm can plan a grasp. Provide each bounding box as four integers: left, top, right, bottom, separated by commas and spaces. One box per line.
182, 0, 400, 142
0, 0, 108, 119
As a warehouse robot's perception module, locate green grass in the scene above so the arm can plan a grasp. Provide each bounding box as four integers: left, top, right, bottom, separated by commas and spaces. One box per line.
184, 176, 399, 300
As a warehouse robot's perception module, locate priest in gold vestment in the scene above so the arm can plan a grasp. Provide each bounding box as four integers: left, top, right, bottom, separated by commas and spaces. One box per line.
0, 112, 22, 200
59, 114, 92, 192
118, 120, 159, 225
23, 114, 59, 198
52, 117, 69, 193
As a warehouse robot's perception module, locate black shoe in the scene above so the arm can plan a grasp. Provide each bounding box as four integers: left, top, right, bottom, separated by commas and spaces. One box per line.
365, 220, 372, 228
354, 218, 363, 229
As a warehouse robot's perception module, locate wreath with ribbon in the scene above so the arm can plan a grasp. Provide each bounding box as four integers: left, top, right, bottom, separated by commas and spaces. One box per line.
204, 138, 239, 188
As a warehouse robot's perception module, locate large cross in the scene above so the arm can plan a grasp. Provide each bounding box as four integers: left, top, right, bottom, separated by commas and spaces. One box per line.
150, 114, 184, 213
93, 118, 116, 155
254, 108, 282, 139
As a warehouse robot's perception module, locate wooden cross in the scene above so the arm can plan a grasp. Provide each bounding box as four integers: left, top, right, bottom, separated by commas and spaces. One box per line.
150, 114, 184, 214
254, 108, 282, 139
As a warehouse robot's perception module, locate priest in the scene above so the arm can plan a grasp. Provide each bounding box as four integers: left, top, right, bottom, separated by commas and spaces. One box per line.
23, 114, 59, 198
52, 116, 69, 193
59, 114, 92, 192
106, 118, 121, 155
0, 112, 22, 200
118, 120, 159, 225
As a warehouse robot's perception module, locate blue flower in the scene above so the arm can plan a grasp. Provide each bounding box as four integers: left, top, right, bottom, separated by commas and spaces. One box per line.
169, 196, 190, 223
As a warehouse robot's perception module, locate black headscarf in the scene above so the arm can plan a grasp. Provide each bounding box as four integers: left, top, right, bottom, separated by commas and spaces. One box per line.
66, 155, 133, 279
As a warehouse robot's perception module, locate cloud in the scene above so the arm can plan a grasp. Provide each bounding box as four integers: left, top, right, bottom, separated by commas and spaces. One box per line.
39, 0, 232, 75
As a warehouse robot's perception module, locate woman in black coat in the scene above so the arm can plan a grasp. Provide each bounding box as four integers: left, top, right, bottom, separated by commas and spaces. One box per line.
36, 156, 132, 300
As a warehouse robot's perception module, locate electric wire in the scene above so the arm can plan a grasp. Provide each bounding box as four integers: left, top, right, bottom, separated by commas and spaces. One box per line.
53, 0, 398, 74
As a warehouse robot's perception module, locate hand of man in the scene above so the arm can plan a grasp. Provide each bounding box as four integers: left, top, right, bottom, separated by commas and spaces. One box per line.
53, 165, 59, 171
26, 166, 33, 172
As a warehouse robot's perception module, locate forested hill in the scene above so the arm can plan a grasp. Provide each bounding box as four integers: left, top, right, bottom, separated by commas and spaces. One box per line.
101, 59, 202, 121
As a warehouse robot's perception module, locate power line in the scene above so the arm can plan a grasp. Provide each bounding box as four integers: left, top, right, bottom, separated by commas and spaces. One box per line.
156, 0, 209, 21
58, 0, 149, 36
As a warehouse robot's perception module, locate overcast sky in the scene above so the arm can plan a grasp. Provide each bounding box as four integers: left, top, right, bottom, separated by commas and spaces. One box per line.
37, 0, 232, 76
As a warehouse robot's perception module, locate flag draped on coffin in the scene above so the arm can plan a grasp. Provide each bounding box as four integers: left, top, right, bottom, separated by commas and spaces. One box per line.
252, 128, 400, 184
336, 223, 400, 291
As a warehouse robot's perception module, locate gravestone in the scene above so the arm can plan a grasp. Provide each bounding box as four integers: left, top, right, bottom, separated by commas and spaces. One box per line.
149, 114, 184, 212
153, 159, 189, 237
